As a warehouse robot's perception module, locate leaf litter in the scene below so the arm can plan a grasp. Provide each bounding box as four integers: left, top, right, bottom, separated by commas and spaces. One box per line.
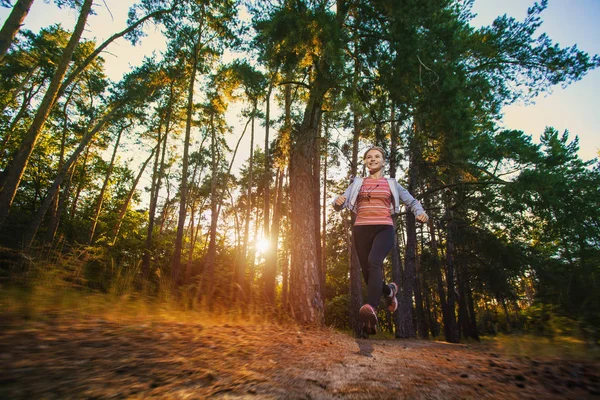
1, 314, 598, 399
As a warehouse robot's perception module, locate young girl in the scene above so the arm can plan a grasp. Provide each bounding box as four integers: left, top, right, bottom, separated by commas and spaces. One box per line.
333, 146, 428, 335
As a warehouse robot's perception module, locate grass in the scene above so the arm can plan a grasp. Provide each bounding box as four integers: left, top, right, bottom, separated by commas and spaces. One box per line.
0, 284, 280, 330
477, 333, 600, 361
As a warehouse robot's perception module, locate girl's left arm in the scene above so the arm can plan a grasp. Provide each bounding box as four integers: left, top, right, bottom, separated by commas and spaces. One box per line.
395, 181, 427, 219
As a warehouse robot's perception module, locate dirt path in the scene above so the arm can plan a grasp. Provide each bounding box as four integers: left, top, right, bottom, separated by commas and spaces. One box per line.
1, 314, 598, 399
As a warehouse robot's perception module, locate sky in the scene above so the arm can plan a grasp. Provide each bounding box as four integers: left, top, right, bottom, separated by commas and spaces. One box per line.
1, 0, 599, 164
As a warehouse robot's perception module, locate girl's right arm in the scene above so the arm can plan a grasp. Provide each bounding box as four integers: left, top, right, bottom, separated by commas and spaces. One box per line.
332, 184, 352, 211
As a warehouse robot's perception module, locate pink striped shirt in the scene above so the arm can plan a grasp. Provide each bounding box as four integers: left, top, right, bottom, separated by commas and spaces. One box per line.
354, 178, 393, 226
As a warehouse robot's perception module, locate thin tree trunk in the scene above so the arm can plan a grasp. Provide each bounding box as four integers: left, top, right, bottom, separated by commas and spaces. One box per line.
112, 147, 155, 244
415, 231, 428, 339
69, 145, 90, 219
0, 81, 42, 158
0, 0, 93, 229
427, 211, 447, 339
88, 125, 126, 244
313, 119, 322, 300
444, 208, 460, 343
0, 0, 35, 63
143, 101, 172, 276
389, 106, 405, 337
397, 211, 417, 338
241, 110, 256, 297
45, 164, 74, 245
263, 76, 275, 244
45, 92, 73, 244
202, 112, 219, 306
465, 265, 480, 340
348, 37, 362, 336
263, 166, 283, 304
321, 126, 328, 300
172, 29, 202, 290
397, 126, 419, 338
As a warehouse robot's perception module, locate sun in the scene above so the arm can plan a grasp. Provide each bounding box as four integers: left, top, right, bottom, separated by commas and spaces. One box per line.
256, 237, 270, 254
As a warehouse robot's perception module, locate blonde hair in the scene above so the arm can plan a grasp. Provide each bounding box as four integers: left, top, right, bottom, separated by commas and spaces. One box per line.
363, 146, 386, 160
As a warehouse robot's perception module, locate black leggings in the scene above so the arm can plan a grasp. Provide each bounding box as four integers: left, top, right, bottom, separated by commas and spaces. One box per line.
352, 224, 394, 308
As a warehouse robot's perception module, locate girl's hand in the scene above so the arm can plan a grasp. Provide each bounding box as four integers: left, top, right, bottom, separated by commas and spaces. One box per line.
335, 195, 346, 207
416, 213, 429, 223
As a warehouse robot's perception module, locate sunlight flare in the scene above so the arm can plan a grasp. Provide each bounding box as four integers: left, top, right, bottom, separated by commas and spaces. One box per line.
256, 237, 270, 254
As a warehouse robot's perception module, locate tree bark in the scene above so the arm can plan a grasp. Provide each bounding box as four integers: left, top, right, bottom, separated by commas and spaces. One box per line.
348, 34, 363, 337
263, 76, 275, 244
88, 125, 126, 245
0, 0, 94, 229
172, 28, 202, 291
321, 125, 328, 302
0, 0, 35, 63
289, 88, 325, 325
444, 209, 460, 343
263, 166, 283, 304
45, 91, 73, 244
426, 211, 447, 339
397, 211, 417, 338
202, 112, 219, 305
239, 110, 256, 300
143, 98, 172, 277
389, 106, 405, 337
112, 147, 155, 244
415, 231, 428, 339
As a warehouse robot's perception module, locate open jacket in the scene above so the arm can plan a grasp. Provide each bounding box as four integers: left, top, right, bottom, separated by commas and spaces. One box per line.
332, 177, 425, 217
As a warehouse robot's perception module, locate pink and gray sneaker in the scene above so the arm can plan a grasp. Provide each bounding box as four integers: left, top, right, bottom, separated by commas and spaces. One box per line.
386, 282, 398, 313
359, 304, 378, 335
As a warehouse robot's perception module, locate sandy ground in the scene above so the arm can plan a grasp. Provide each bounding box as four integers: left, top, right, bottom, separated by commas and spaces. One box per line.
1, 314, 599, 399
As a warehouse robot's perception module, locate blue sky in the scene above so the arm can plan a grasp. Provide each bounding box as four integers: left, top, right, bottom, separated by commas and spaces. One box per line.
1, 0, 599, 162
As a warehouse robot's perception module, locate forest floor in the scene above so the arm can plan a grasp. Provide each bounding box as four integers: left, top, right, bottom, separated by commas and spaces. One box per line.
1, 305, 600, 399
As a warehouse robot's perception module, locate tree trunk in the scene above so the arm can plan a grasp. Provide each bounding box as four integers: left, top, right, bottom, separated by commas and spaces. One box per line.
239, 111, 256, 300
112, 147, 155, 244
0, 0, 35, 63
415, 232, 428, 339
321, 125, 328, 301
172, 30, 202, 290
465, 265, 480, 340
389, 106, 404, 337
444, 210, 460, 343
0, 0, 94, 229
202, 112, 219, 305
45, 93, 72, 244
313, 120, 322, 300
0, 79, 41, 158
397, 211, 417, 338
143, 101, 172, 277
88, 125, 125, 245
348, 40, 363, 336
457, 257, 469, 340
427, 211, 447, 339
263, 77, 274, 245
289, 88, 325, 325
263, 166, 283, 304
69, 145, 90, 219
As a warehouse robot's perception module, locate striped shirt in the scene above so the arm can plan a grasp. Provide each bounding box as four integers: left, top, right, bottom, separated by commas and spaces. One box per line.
354, 178, 393, 226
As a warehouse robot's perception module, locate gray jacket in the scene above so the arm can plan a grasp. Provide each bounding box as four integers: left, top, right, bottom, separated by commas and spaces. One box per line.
332, 177, 425, 217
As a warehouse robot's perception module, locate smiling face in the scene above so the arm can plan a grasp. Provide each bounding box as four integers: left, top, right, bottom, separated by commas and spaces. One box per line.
364, 148, 385, 174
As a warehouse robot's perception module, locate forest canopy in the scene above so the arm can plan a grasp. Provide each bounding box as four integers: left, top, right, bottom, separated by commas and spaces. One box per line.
0, 0, 599, 344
